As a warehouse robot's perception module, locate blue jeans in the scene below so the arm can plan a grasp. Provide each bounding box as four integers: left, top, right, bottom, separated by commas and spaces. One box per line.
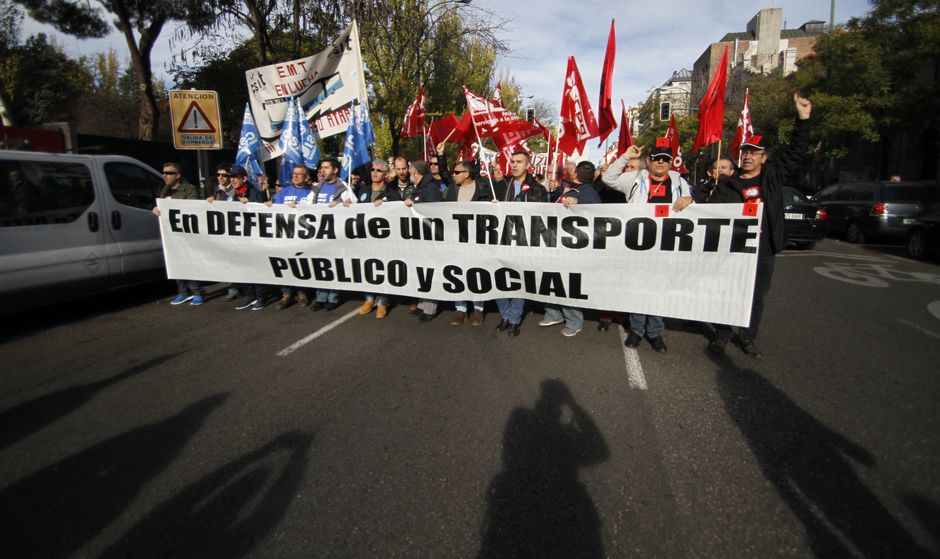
543, 305, 583, 330
496, 298, 524, 325
629, 314, 664, 338
316, 290, 340, 304
176, 280, 204, 296
365, 293, 389, 306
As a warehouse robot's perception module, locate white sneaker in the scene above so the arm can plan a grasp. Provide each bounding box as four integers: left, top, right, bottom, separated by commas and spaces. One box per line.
539, 318, 564, 327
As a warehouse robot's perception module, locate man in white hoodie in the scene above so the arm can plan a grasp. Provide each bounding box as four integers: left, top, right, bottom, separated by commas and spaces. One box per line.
602, 138, 693, 352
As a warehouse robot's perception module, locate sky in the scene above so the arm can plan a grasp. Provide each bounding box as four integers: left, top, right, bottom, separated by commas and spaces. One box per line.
22, 0, 873, 158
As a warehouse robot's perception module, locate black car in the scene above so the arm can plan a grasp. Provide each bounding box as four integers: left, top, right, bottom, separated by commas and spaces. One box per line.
782, 186, 826, 250
906, 211, 940, 260
812, 181, 939, 243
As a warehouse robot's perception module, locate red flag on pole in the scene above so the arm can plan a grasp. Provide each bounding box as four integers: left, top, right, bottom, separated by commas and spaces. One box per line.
691, 46, 729, 152
615, 99, 634, 157
532, 115, 557, 146
430, 113, 465, 143
728, 88, 754, 166
597, 19, 616, 146
400, 87, 426, 138
492, 82, 504, 108
423, 118, 436, 161
666, 114, 689, 174
558, 56, 599, 156
464, 86, 541, 139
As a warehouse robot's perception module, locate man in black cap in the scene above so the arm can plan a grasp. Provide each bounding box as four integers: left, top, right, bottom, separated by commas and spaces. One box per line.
208, 165, 268, 310
602, 140, 693, 353
708, 93, 813, 358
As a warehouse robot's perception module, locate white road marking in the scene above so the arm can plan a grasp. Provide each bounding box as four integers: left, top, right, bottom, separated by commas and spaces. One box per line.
927, 301, 940, 321
778, 251, 889, 262
898, 319, 940, 340
276, 310, 359, 356
618, 325, 648, 390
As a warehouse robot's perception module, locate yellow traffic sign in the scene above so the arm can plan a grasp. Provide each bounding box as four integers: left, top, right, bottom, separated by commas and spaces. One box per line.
169, 90, 223, 149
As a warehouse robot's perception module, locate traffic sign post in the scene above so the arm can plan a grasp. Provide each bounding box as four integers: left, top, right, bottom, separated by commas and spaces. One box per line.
169, 90, 223, 195
169, 90, 223, 150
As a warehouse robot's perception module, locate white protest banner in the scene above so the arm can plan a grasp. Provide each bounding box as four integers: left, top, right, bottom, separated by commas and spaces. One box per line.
245, 21, 367, 160
157, 200, 762, 326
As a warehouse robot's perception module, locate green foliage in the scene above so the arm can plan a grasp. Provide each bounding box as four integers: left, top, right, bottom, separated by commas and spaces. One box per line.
0, 33, 93, 125
736, 0, 940, 164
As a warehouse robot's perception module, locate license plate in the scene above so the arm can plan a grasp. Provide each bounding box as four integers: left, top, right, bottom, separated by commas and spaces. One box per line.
903, 218, 914, 225
785, 212, 803, 220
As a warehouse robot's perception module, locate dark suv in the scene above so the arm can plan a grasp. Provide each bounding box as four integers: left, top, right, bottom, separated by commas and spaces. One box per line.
813, 181, 939, 243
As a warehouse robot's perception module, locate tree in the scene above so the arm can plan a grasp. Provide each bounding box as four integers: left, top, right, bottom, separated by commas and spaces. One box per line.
15, 0, 216, 140
0, 33, 93, 125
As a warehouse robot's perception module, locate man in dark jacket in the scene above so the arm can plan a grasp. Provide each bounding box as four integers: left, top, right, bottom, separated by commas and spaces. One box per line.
709, 93, 812, 358
494, 150, 548, 337
540, 161, 600, 337
405, 160, 444, 321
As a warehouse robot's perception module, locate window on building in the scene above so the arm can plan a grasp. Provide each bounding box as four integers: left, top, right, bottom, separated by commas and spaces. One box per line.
659, 102, 671, 121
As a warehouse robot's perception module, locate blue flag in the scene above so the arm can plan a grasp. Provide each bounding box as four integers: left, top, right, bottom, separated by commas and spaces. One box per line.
359, 101, 376, 146
235, 104, 265, 188
340, 103, 372, 181
278, 98, 305, 187
297, 99, 321, 170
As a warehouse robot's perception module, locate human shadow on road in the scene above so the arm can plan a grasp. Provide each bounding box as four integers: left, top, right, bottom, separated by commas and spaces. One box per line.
711, 355, 930, 557
478, 379, 610, 559
0, 353, 179, 450
0, 394, 227, 558
100, 430, 314, 558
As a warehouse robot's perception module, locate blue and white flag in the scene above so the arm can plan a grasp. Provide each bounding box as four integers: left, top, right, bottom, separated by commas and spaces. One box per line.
278, 98, 305, 187
297, 98, 321, 171
340, 103, 372, 181
235, 104, 265, 187
359, 101, 376, 146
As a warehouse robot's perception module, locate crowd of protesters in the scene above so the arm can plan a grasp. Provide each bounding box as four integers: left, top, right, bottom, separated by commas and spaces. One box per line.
154, 93, 813, 360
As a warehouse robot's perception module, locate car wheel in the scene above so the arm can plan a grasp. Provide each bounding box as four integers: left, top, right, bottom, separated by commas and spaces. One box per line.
908, 229, 928, 259
845, 221, 865, 244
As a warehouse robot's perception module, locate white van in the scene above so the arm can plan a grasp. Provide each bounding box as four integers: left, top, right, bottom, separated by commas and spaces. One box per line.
0, 150, 167, 314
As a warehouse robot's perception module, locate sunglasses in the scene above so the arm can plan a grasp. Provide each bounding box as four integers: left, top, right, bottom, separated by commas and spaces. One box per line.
430, 162, 439, 166
162, 171, 179, 176
216, 173, 230, 177
371, 168, 385, 172
650, 156, 672, 163
453, 170, 468, 175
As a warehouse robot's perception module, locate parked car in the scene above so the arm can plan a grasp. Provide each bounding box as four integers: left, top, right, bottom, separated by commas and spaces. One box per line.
906, 211, 940, 260
812, 181, 939, 243
782, 186, 827, 250
0, 150, 167, 315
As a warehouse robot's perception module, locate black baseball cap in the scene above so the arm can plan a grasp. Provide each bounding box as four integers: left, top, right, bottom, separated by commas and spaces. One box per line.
228, 164, 248, 177
740, 135, 767, 151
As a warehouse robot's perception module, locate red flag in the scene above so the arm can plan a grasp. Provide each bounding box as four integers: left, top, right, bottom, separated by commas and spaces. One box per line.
597, 19, 616, 146
430, 113, 465, 143
532, 115, 557, 146
492, 82, 504, 108
691, 46, 729, 152
558, 56, 599, 156
464, 86, 541, 139
728, 88, 754, 166
400, 87, 426, 138
423, 119, 436, 161
615, 99, 634, 157
666, 115, 689, 174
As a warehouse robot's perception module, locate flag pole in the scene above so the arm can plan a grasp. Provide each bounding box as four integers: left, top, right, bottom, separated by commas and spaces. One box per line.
464, 86, 498, 200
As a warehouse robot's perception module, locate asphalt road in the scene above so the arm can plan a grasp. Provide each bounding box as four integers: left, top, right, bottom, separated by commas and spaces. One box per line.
1, 238, 938, 558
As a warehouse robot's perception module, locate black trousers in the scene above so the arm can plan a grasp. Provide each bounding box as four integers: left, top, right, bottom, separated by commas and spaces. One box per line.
716, 236, 775, 342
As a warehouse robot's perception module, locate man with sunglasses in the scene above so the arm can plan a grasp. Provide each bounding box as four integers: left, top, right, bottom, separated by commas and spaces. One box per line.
154, 162, 205, 306
603, 140, 693, 353
265, 164, 317, 309
708, 93, 813, 359
443, 159, 492, 326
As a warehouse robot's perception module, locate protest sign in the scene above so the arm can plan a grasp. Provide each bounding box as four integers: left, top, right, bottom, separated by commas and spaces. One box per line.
157, 200, 762, 326
245, 21, 367, 160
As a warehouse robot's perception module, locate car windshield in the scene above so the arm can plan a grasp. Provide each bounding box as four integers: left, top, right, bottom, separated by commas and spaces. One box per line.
783, 187, 809, 204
